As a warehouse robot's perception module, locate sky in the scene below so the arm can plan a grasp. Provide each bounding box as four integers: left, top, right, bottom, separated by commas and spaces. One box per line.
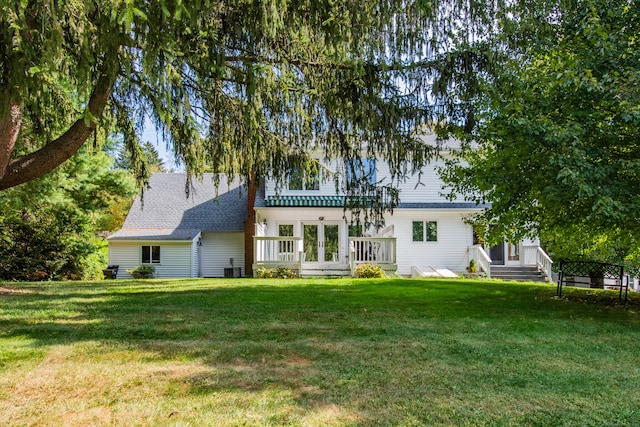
141, 117, 182, 171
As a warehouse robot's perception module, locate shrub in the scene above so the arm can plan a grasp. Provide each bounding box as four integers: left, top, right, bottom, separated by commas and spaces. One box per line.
354, 264, 385, 278
127, 264, 155, 279
254, 266, 297, 279
467, 258, 477, 273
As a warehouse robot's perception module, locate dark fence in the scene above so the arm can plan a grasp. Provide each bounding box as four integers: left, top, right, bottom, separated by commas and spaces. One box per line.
557, 260, 628, 302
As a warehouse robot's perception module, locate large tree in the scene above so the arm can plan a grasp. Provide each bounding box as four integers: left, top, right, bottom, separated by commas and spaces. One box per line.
0, 1, 480, 201
441, 0, 640, 266
2, 1, 538, 223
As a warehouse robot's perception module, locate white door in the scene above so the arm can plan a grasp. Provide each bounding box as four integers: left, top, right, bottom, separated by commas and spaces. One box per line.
302, 222, 340, 263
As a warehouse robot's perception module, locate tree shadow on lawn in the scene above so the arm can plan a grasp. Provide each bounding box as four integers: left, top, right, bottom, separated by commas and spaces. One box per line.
2, 279, 640, 424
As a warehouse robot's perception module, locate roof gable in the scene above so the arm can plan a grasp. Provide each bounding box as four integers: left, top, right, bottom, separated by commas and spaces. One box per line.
109, 173, 247, 240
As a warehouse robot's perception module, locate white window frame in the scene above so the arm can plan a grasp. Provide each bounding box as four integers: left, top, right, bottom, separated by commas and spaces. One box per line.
287, 166, 319, 191
141, 245, 161, 264
412, 220, 438, 242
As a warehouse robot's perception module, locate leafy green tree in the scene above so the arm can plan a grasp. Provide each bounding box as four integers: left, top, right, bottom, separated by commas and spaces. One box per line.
442, 0, 640, 267
0, 146, 136, 280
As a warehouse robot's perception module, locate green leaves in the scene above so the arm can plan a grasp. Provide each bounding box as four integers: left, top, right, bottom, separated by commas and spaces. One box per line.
444, 0, 640, 267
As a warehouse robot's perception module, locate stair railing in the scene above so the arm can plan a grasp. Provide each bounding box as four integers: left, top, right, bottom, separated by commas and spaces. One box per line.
470, 245, 492, 278
523, 245, 553, 282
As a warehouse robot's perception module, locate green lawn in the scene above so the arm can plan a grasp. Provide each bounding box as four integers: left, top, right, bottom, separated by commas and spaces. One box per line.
1, 278, 639, 426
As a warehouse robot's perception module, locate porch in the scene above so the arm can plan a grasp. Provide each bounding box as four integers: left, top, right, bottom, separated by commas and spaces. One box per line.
253, 236, 397, 277
469, 244, 553, 282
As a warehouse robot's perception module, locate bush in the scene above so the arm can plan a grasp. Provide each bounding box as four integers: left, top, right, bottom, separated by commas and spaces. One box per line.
354, 264, 385, 278
127, 265, 155, 279
254, 266, 297, 279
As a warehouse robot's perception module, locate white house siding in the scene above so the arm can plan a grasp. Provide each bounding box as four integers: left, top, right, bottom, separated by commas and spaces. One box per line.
107, 242, 139, 278
265, 159, 339, 197
387, 209, 476, 275
266, 156, 455, 205
200, 232, 245, 277
108, 240, 196, 279
376, 158, 452, 203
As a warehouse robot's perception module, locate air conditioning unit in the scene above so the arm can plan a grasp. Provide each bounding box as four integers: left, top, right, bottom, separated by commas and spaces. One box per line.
224, 267, 242, 278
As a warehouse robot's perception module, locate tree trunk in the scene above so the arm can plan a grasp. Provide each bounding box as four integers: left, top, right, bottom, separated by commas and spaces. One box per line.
244, 172, 258, 277
0, 101, 22, 180
0, 66, 117, 191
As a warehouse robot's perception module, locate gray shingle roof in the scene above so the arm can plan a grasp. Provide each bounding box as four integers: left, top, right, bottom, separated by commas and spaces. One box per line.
109, 173, 247, 240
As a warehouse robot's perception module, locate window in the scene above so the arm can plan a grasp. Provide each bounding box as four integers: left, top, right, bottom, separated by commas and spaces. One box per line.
412, 221, 437, 242
345, 158, 376, 189
142, 245, 161, 264
278, 224, 294, 236
288, 167, 319, 190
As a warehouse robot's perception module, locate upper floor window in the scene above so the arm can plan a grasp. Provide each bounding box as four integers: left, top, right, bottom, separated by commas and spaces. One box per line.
412, 221, 437, 242
142, 245, 161, 263
288, 167, 319, 191
345, 158, 376, 189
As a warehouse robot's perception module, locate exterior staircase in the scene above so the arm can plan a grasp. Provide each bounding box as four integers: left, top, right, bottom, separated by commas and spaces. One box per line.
490, 266, 548, 283
300, 263, 351, 277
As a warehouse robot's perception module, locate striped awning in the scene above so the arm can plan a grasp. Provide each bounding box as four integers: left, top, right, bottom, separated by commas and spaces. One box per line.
264, 195, 347, 207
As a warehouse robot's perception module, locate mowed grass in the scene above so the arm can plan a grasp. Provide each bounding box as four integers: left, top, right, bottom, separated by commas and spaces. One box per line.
1, 278, 639, 426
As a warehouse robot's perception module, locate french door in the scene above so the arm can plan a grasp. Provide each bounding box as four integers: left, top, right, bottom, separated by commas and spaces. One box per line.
302, 222, 340, 263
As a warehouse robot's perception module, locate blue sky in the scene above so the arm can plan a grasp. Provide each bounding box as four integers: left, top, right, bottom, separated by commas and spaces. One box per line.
141, 118, 181, 171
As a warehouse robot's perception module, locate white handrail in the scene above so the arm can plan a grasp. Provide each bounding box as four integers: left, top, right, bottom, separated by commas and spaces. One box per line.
254, 237, 303, 263
348, 237, 396, 264
523, 245, 553, 282
470, 245, 492, 278
536, 246, 553, 282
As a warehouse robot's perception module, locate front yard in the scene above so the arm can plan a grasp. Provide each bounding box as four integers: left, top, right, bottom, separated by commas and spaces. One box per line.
1, 278, 639, 426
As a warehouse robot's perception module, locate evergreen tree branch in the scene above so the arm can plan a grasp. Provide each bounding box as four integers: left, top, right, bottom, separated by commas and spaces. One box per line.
0, 64, 117, 190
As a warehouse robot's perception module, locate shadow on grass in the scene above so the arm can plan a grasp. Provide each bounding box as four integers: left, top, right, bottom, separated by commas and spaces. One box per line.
2, 278, 640, 424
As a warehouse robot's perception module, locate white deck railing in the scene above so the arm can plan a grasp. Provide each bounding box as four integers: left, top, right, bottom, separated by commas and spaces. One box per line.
470, 245, 492, 278
254, 237, 303, 263
348, 237, 397, 264
523, 245, 553, 282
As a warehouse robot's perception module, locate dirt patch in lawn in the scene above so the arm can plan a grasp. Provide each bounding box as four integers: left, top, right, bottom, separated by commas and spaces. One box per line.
0, 286, 32, 295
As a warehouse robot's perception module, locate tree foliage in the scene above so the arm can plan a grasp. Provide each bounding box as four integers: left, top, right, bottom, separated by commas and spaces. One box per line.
1, 0, 514, 225
0, 147, 136, 281
442, 0, 640, 267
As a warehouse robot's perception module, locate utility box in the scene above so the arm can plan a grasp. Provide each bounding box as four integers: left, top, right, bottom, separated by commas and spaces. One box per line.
224, 267, 242, 278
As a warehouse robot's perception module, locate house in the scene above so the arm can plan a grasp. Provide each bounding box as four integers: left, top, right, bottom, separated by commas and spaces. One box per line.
253, 135, 551, 279
108, 173, 247, 279
108, 137, 553, 280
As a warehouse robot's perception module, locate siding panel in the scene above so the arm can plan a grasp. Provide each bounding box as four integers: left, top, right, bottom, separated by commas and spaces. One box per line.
265, 157, 457, 204
201, 232, 245, 277
108, 240, 194, 279
386, 210, 475, 275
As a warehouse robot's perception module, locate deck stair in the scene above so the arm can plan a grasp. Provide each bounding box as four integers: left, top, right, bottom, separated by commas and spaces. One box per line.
300, 263, 351, 277
491, 266, 547, 282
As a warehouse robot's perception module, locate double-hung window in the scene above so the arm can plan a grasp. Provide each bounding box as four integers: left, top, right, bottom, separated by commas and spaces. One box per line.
288, 167, 319, 191
142, 245, 161, 264
412, 221, 438, 242
345, 158, 377, 190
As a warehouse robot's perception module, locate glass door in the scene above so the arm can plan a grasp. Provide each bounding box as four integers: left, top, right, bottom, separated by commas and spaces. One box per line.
303, 223, 319, 262
323, 224, 339, 262
302, 222, 340, 263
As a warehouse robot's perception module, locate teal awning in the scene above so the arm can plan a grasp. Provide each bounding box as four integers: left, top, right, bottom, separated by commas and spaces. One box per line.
264, 195, 346, 207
